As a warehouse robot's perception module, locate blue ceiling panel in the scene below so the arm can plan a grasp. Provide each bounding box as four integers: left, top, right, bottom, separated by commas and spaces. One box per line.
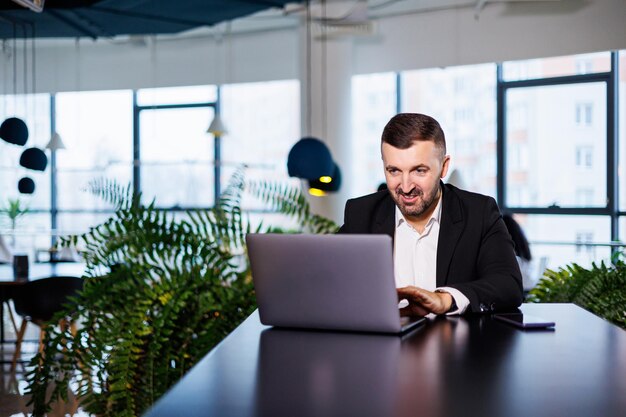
0, 0, 295, 39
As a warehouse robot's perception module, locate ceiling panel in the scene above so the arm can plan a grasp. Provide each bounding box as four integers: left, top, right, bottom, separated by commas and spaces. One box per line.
0, 0, 295, 39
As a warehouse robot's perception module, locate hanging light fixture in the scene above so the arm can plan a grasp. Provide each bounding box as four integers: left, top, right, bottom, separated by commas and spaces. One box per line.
19, 147, 48, 171
287, 137, 333, 180
207, 23, 230, 136
286, 0, 341, 195
45, 131, 66, 150
18, 176, 35, 194
308, 161, 341, 196
207, 113, 227, 136
0, 117, 29, 146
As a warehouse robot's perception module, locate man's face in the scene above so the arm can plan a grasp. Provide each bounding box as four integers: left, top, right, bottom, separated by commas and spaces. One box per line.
382, 141, 450, 220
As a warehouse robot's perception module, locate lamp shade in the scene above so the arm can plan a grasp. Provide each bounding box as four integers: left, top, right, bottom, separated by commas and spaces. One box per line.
19, 147, 48, 171
207, 114, 227, 136
0, 117, 29, 146
308, 162, 342, 193
46, 132, 66, 150
287, 137, 334, 180
18, 177, 35, 194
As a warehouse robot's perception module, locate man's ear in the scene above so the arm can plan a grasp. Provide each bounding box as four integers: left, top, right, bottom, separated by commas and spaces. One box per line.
440, 155, 451, 179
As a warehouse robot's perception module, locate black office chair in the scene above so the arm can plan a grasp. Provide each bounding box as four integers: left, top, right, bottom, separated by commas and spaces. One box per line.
11, 276, 83, 370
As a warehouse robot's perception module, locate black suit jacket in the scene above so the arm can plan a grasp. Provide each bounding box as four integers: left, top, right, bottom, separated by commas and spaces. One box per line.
338, 183, 523, 313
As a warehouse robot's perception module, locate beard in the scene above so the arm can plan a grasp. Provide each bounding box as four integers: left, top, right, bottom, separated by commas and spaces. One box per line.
391, 182, 441, 219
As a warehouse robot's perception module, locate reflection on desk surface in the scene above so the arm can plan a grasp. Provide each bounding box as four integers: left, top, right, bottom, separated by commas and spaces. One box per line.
255, 317, 517, 417
256, 328, 402, 417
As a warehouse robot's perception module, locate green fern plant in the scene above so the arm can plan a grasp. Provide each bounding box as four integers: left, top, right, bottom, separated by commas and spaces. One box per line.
527, 255, 626, 329
246, 179, 338, 234
25, 169, 338, 416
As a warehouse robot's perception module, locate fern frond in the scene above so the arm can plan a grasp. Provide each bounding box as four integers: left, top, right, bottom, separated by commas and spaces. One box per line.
246, 179, 339, 234
528, 257, 626, 329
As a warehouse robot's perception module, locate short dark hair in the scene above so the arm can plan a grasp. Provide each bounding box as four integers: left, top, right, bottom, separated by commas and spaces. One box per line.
381, 113, 446, 157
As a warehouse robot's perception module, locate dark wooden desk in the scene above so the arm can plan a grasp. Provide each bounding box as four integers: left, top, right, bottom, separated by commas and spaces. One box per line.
144, 304, 626, 417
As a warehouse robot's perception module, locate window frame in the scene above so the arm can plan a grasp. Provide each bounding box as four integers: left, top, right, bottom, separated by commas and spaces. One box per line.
132, 89, 221, 209
496, 52, 620, 242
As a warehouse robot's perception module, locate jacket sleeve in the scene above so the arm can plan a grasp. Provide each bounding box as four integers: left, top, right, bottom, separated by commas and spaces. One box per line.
337, 199, 354, 234
448, 197, 524, 313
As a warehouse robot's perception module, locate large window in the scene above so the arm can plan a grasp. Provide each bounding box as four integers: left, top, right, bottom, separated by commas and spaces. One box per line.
0, 93, 51, 210
136, 85, 217, 208
351, 50, 624, 274
503, 82, 607, 208
499, 51, 619, 271
220, 79, 300, 211
2, 80, 300, 258
402, 63, 497, 198
139, 106, 215, 208
513, 214, 612, 270
501, 52, 611, 81
351, 72, 397, 197
55, 90, 133, 212
0, 94, 51, 252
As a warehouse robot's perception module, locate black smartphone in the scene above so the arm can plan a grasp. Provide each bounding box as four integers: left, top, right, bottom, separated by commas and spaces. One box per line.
493, 313, 555, 329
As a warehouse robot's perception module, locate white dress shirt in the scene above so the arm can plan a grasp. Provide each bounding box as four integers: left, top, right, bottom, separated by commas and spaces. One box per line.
394, 197, 469, 315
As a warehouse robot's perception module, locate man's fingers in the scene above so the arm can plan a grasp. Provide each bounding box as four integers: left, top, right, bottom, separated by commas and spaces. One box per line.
400, 305, 429, 318
397, 286, 442, 315
397, 287, 411, 300
397, 286, 422, 299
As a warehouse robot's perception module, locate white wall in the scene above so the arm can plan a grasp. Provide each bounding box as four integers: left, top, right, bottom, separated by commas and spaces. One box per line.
0, 27, 299, 94
1, 0, 624, 94
354, 0, 626, 74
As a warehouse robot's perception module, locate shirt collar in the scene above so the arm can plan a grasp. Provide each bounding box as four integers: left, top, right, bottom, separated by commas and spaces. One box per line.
395, 192, 443, 230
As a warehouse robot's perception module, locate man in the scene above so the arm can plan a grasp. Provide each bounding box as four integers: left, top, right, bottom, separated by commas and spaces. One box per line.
338, 113, 523, 316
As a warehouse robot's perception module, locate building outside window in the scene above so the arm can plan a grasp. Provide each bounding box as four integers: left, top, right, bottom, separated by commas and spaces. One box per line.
351, 72, 397, 197
575, 188, 595, 206
500, 51, 616, 272
402, 63, 497, 198
575, 146, 593, 168
575, 102, 593, 127
575, 231, 595, 254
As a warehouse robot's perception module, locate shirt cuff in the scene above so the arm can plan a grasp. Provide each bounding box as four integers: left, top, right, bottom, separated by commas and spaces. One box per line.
436, 287, 470, 315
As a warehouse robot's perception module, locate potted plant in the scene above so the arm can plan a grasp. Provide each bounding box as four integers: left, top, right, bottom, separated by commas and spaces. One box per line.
527, 253, 626, 329
25, 169, 337, 416
1, 197, 30, 247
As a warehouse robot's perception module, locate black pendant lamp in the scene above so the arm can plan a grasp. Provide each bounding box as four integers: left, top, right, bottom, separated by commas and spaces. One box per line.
308, 161, 342, 196
19, 147, 48, 171
18, 177, 35, 194
0, 117, 29, 146
287, 137, 334, 180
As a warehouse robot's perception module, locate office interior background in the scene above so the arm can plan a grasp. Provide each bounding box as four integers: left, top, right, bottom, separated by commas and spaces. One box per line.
1, 0, 625, 281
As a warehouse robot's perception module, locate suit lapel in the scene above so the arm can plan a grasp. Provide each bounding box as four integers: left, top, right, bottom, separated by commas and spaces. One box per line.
372, 194, 396, 240
436, 184, 464, 287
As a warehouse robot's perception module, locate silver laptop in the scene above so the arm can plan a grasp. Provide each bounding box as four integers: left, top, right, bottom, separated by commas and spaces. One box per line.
246, 233, 425, 334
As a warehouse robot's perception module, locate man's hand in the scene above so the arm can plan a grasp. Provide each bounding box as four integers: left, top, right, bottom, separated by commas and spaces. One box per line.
397, 286, 453, 316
